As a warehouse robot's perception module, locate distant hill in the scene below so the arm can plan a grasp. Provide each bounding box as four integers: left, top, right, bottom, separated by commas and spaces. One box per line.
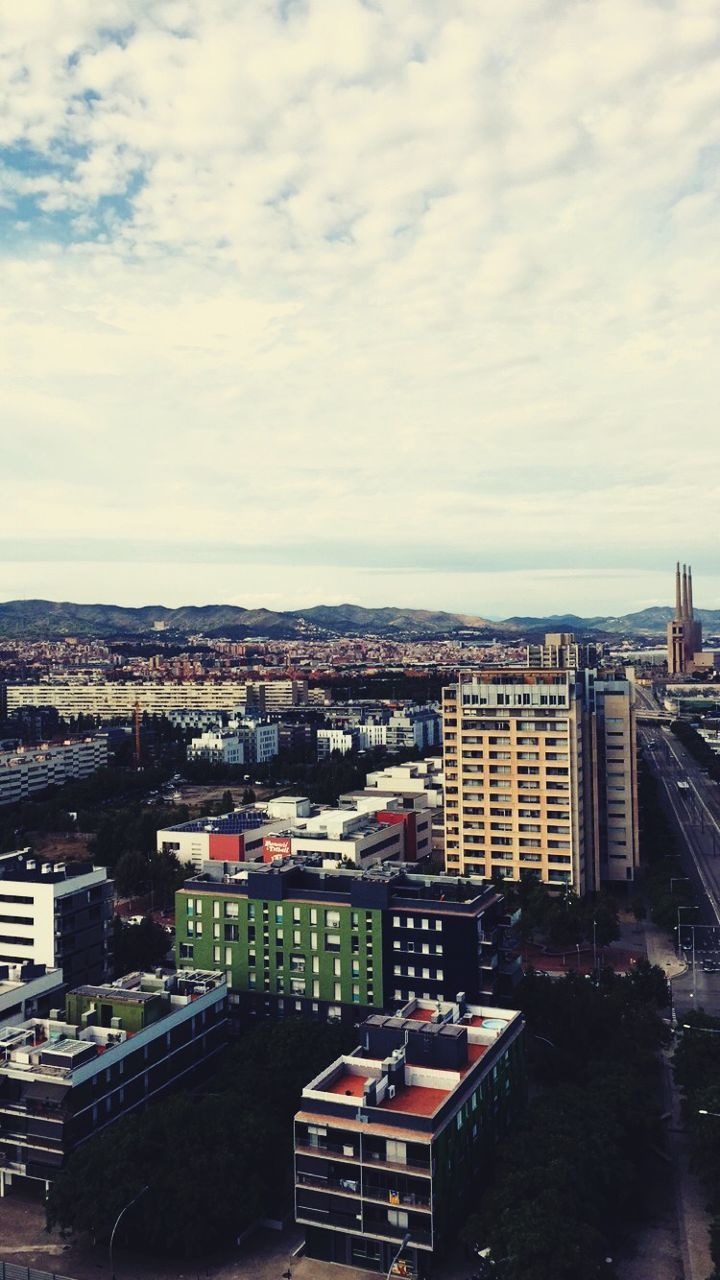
0, 599, 497, 640
0, 599, 717, 640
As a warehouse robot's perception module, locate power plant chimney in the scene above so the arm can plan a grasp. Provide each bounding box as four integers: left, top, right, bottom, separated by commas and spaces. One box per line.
675, 561, 682, 619
681, 565, 691, 619
682, 564, 689, 619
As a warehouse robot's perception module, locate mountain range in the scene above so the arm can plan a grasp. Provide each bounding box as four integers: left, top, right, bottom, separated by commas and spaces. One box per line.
0, 599, 718, 640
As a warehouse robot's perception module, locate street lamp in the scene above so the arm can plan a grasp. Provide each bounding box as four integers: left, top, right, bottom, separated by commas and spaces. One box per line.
699, 1109, 720, 1117
386, 1230, 411, 1280
109, 1185, 149, 1280
682, 1024, 720, 1035
676, 905, 698, 961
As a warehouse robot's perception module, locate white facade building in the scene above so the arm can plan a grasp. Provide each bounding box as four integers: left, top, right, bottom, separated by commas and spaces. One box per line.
0, 736, 108, 809
6, 683, 254, 719
0, 963, 64, 1028
0, 853, 113, 989
187, 731, 244, 765
317, 728, 357, 759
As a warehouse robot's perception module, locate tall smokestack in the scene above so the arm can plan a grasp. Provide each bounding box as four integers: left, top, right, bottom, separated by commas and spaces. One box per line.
682, 564, 689, 619
675, 562, 682, 619
681, 565, 691, 619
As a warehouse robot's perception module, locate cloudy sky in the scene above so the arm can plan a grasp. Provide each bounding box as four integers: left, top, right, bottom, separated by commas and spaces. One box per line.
1, 0, 719, 619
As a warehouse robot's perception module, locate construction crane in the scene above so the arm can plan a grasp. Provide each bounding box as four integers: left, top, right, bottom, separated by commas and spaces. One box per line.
133, 700, 142, 770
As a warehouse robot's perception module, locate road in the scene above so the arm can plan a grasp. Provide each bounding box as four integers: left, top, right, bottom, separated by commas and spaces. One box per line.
640, 724, 720, 1014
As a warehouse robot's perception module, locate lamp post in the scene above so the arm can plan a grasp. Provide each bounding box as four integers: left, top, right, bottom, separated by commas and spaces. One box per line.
109, 1185, 149, 1280
592, 918, 597, 979
676, 905, 698, 960
386, 1230, 411, 1280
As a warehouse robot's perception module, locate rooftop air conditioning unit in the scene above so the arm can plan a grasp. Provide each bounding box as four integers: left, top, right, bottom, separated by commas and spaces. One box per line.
387, 1084, 397, 1100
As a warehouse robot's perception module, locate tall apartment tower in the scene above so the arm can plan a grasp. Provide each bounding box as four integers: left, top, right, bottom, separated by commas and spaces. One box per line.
442, 668, 638, 894
667, 562, 703, 675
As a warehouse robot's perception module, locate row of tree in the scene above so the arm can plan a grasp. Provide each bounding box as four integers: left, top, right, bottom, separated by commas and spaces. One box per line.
674, 1012, 720, 1277
46, 1019, 356, 1256
671, 719, 720, 783
461, 965, 671, 1280
497, 874, 621, 948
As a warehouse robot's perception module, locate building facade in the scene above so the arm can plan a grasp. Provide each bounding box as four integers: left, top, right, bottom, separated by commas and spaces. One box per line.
442, 668, 638, 893
294, 996, 525, 1276
0, 969, 227, 1193
0, 852, 113, 989
175, 862, 520, 1026
0, 735, 108, 808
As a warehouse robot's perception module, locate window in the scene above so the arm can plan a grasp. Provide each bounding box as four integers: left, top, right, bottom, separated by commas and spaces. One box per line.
325, 933, 341, 952
224, 901, 239, 919
325, 910, 341, 928
180, 943, 193, 960
224, 947, 233, 965
224, 924, 239, 942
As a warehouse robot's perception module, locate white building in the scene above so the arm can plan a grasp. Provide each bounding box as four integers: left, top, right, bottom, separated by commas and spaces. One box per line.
0, 962, 64, 1028
187, 731, 244, 766
156, 810, 287, 869
6, 682, 254, 719
237, 718, 279, 764
0, 852, 113, 990
365, 758, 444, 809
357, 723, 388, 750
0, 735, 108, 808
317, 728, 357, 759
386, 705, 442, 752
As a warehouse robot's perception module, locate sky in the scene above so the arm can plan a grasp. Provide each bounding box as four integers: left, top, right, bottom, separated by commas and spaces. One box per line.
1, 0, 719, 620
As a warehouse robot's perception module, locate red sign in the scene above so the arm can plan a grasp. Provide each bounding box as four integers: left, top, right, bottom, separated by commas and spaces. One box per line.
263, 836, 292, 862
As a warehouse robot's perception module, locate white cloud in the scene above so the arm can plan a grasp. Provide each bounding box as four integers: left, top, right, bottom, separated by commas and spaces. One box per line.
0, 0, 719, 613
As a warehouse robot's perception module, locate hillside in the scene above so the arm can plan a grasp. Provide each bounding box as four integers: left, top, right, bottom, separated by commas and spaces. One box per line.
0, 599, 717, 640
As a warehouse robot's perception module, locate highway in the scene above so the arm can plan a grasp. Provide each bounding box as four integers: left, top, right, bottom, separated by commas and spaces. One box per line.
639, 717, 720, 1013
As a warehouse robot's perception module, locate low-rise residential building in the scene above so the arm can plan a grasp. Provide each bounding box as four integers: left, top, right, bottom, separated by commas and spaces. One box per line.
176, 863, 519, 1026
0, 735, 108, 808
156, 810, 287, 870
187, 730, 243, 765
318, 728, 357, 759
0, 963, 64, 1029
364, 759, 444, 810
0, 853, 113, 990
0, 969, 227, 1194
294, 995, 525, 1276
386, 706, 442, 753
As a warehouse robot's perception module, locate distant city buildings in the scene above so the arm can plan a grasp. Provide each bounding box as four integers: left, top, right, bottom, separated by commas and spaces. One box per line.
0, 734, 108, 808
442, 658, 638, 893
294, 995, 525, 1277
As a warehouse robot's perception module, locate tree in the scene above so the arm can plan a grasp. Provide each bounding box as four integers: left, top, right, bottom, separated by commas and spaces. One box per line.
113, 849, 150, 897
113, 916, 170, 976
242, 786, 256, 805
221, 789, 234, 811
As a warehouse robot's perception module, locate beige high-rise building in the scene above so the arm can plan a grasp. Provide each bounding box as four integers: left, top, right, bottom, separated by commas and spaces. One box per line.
442, 667, 638, 895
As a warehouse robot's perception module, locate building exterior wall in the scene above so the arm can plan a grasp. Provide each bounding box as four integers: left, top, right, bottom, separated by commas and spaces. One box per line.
0, 857, 113, 987
175, 868, 518, 1025
0, 736, 109, 808
6, 683, 255, 718
0, 974, 227, 1188
442, 669, 638, 893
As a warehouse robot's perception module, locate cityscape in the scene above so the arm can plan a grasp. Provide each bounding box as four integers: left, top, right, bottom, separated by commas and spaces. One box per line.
2, 6, 720, 1280
0, 562, 717, 1280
